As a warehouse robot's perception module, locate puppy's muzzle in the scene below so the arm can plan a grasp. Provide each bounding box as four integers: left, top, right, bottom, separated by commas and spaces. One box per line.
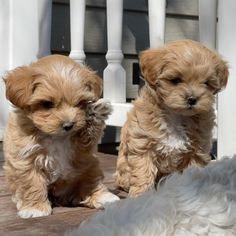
62, 122, 75, 131
187, 96, 197, 107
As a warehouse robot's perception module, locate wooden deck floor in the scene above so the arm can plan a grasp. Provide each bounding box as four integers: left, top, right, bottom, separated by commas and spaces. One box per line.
0, 142, 126, 235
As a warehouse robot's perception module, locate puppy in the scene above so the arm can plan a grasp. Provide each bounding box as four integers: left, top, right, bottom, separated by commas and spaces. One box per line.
116, 40, 228, 197
3, 55, 119, 218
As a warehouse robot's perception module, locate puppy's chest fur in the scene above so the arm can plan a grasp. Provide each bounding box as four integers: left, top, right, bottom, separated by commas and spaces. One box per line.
40, 137, 76, 182
157, 115, 192, 154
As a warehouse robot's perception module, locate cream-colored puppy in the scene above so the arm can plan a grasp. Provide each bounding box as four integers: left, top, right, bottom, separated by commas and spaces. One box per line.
3, 55, 119, 218
116, 40, 228, 197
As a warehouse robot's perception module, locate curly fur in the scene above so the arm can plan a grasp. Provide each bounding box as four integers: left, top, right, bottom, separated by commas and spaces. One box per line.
115, 40, 229, 197
67, 156, 236, 236
3, 55, 119, 218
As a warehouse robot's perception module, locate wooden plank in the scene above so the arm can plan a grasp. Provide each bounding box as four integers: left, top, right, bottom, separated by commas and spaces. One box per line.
51, 4, 199, 55
0, 174, 118, 198
0, 187, 125, 214
0, 142, 4, 176
0, 207, 98, 236
0, 154, 118, 197
0, 185, 125, 218
0, 162, 4, 177
97, 153, 117, 183
51, 0, 199, 101
51, 3, 71, 53
167, 0, 198, 16
0, 195, 82, 221
97, 152, 117, 167
0, 149, 126, 235
52, 9, 198, 54
122, 58, 140, 99
165, 17, 199, 42
53, 0, 198, 16
0, 142, 4, 177
0, 142, 3, 162
0, 176, 9, 197
0, 195, 17, 219
85, 54, 106, 77
53, 0, 69, 4
85, 56, 141, 99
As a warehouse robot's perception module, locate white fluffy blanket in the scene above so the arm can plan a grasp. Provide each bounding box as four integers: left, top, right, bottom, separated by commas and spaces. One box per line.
66, 156, 236, 236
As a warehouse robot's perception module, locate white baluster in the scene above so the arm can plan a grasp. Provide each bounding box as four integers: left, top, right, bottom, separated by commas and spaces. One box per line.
199, 0, 217, 49
69, 0, 86, 64
37, 0, 52, 58
0, 0, 40, 140
0, 0, 10, 140
9, 0, 39, 68
199, 0, 218, 143
103, 0, 126, 103
148, 0, 166, 48
217, 0, 236, 158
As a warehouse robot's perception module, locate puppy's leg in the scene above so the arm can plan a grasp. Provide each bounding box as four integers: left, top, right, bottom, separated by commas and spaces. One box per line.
74, 100, 119, 207
78, 99, 112, 148
87, 99, 112, 122
116, 125, 158, 197
128, 153, 158, 197
81, 183, 120, 209
115, 140, 131, 192
16, 170, 51, 218
71, 159, 119, 208
86, 99, 112, 133
189, 153, 211, 167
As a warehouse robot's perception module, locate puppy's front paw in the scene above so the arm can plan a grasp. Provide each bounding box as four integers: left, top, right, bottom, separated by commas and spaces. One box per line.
87, 99, 112, 121
94, 192, 120, 209
18, 202, 52, 218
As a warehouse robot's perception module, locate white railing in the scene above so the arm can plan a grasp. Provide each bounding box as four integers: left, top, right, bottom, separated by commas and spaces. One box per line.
103, 0, 126, 104
105, 0, 166, 126
0, 0, 235, 157
0, 0, 52, 140
69, 0, 86, 63
199, 0, 217, 49
217, 0, 236, 158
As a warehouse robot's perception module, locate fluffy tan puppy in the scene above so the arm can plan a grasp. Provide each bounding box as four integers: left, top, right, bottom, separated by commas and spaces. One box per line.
116, 40, 229, 197
3, 55, 119, 218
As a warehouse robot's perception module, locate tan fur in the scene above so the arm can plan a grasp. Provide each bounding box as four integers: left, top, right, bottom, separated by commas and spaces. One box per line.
115, 40, 229, 197
3, 55, 119, 218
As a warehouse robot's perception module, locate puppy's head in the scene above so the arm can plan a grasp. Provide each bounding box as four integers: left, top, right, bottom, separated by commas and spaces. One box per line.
139, 40, 228, 115
4, 55, 102, 135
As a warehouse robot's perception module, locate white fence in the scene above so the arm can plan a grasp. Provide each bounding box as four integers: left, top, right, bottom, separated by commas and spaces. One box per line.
0, 0, 235, 157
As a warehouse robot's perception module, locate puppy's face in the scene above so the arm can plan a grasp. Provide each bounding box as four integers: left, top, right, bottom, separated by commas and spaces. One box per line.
140, 40, 229, 115
4, 55, 102, 136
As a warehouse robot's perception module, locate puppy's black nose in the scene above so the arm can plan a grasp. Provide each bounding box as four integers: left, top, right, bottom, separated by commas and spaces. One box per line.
187, 96, 197, 106
63, 122, 75, 131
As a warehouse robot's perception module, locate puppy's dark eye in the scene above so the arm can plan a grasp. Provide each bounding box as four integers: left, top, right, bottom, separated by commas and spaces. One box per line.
170, 77, 182, 85
204, 81, 217, 93
41, 101, 54, 109
204, 81, 214, 89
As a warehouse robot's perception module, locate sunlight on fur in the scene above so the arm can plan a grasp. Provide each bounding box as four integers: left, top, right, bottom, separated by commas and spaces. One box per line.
115, 40, 229, 197
3, 55, 119, 218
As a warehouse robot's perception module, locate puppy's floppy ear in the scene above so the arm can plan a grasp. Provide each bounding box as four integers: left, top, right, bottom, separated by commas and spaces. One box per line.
79, 66, 103, 99
4, 66, 35, 109
139, 49, 165, 86
215, 59, 229, 93
85, 73, 103, 99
